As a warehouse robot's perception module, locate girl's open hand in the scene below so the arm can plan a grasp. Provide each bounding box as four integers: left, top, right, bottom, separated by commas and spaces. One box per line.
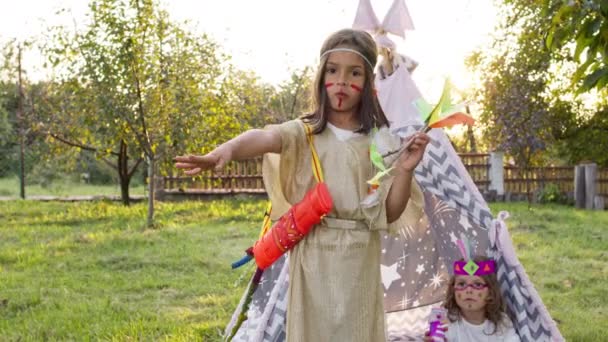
174, 145, 233, 175
396, 132, 430, 173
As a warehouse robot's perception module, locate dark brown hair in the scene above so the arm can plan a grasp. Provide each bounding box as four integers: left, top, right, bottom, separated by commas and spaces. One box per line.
443, 256, 507, 335
301, 28, 389, 134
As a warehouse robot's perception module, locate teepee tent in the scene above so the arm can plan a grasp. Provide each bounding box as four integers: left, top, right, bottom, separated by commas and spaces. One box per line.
225, 1, 563, 341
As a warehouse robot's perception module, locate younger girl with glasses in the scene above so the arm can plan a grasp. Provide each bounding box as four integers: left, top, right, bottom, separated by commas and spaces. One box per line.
426, 255, 520, 341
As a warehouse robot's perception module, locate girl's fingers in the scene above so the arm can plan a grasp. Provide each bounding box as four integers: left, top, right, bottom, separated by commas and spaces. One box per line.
403, 133, 430, 149
174, 155, 196, 162
408, 135, 430, 150
175, 162, 196, 169
174, 154, 219, 172
186, 155, 209, 163
174, 155, 210, 163
184, 167, 202, 175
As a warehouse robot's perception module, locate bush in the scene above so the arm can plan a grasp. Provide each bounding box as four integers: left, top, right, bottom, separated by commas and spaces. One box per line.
537, 183, 567, 204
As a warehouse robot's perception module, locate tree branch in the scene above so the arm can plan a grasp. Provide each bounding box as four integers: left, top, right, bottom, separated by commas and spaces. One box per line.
127, 157, 144, 179
48, 132, 120, 156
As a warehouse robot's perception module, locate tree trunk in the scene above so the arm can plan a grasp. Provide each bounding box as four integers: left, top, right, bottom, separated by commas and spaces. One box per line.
465, 105, 477, 152
17, 46, 26, 199
117, 140, 131, 206
526, 167, 533, 205
119, 172, 131, 206
146, 155, 155, 228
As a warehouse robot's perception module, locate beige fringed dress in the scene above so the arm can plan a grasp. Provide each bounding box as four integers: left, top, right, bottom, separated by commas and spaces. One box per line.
263, 119, 423, 342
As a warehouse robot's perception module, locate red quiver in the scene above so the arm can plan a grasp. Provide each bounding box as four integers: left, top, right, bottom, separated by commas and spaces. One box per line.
252, 182, 333, 270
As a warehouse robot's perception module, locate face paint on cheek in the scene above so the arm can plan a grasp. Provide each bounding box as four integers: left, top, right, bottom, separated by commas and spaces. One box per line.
350, 84, 363, 92
325, 82, 334, 89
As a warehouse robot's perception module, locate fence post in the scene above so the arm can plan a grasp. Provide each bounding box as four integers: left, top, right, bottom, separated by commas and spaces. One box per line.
489, 151, 504, 197
595, 196, 605, 210
574, 165, 586, 209
584, 163, 597, 210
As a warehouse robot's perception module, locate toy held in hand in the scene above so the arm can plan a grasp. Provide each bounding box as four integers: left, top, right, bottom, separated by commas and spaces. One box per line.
428, 307, 448, 342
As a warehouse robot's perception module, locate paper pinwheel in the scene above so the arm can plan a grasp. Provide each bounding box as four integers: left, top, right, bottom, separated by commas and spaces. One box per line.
364, 78, 475, 199
415, 78, 475, 131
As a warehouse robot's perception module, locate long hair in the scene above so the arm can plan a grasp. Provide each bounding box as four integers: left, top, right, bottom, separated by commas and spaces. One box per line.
301, 28, 389, 134
443, 256, 506, 335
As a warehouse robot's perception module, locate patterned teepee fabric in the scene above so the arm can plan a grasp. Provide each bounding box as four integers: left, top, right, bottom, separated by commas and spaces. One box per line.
226, 255, 288, 342
375, 52, 563, 341
487, 212, 564, 341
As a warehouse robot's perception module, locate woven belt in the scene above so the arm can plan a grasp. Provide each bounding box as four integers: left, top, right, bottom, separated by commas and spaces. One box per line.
322, 217, 369, 230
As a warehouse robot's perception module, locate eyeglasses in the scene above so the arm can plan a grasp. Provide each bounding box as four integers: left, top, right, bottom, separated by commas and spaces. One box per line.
454, 282, 488, 291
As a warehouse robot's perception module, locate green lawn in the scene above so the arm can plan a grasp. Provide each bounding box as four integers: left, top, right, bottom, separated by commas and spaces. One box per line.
0, 176, 146, 198
0, 200, 606, 341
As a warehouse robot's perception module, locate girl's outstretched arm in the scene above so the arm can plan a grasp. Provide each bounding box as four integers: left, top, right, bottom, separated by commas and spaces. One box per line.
174, 128, 281, 175
385, 132, 430, 223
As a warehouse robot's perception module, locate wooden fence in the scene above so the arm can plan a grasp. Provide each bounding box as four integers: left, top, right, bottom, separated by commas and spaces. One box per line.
503, 166, 574, 195
459, 153, 490, 192
598, 168, 608, 196
159, 154, 608, 201
162, 158, 264, 195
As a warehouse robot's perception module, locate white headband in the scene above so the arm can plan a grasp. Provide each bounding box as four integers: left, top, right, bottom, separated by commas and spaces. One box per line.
320, 48, 375, 70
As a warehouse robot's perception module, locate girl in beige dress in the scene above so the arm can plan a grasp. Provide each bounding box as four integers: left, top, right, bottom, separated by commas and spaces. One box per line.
175, 28, 430, 342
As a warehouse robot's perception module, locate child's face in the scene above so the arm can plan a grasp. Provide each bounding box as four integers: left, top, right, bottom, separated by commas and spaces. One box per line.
453, 275, 489, 313
323, 50, 366, 114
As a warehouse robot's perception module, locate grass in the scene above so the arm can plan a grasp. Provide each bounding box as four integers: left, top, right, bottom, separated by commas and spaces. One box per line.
0, 199, 264, 341
0, 176, 146, 198
488, 203, 608, 341
0, 200, 606, 341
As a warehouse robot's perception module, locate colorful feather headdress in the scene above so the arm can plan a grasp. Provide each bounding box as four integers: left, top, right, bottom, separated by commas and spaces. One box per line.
453, 233, 496, 276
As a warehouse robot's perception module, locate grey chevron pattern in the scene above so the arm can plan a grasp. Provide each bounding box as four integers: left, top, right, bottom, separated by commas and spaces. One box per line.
489, 251, 556, 341
225, 256, 288, 342
402, 126, 495, 230
385, 304, 436, 341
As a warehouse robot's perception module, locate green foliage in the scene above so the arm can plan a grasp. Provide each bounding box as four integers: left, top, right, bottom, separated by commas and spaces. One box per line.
0, 43, 55, 183
41, 0, 236, 213
270, 66, 314, 122
544, 0, 608, 92
0, 82, 16, 177
553, 105, 608, 167
469, 0, 607, 167
465, 5, 556, 168
536, 183, 568, 204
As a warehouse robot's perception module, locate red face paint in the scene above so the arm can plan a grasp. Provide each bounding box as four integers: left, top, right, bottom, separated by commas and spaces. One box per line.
325, 82, 334, 89
350, 84, 363, 92
338, 98, 343, 108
